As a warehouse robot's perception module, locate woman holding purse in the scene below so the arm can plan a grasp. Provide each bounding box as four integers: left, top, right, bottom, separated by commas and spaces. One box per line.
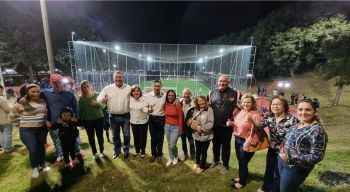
187, 95, 214, 174
228, 94, 262, 189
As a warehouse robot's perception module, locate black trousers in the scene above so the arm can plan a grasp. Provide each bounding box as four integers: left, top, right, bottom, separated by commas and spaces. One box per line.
148, 116, 165, 157
195, 139, 211, 169
181, 127, 195, 158
131, 122, 148, 154
83, 118, 105, 155
212, 127, 233, 169
61, 140, 76, 163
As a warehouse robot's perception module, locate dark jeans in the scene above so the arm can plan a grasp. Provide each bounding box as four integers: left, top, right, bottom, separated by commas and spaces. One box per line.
212, 127, 233, 169
110, 113, 130, 154
262, 147, 280, 192
148, 115, 165, 157
278, 157, 312, 192
61, 139, 76, 163
83, 118, 105, 155
235, 136, 255, 185
195, 139, 211, 169
131, 122, 148, 155
181, 127, 195, 158
19, 126, 48, 168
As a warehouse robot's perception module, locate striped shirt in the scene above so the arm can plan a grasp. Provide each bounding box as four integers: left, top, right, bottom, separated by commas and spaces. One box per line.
11, 99, 47, 127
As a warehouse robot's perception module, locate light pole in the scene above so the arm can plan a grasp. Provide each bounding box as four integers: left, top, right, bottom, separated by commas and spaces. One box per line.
71, 31, 75, 42
40, 0, 55, 74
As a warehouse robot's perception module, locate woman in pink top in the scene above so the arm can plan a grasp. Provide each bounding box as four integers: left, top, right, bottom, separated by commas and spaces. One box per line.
229, 94, 262, 189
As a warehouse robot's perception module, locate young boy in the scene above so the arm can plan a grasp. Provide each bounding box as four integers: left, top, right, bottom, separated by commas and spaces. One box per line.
57, 107, 80, 167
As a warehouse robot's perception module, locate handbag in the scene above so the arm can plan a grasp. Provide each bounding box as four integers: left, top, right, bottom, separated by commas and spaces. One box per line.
243, 127, 270, 152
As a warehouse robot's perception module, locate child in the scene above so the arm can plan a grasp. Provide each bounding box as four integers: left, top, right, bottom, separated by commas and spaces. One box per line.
57, 107, 80, 167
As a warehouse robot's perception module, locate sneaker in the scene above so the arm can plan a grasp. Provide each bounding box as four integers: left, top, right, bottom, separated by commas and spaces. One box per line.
166, 159, 173, 167
157, 156, 163, 164
42, 166, 51, 172
54, 156, 64, 166
172, 157, 178, 165
100, 152, 106, 158
209, 161, 218, 168
140, 154, 145, 159
219, 166, 229, 175
113, 152, 120, 159
192, 164, 199, 171
93, 153, 100, 160
32, 168, 39, 178
149, 156, 156, 163
134, 153, 139, 157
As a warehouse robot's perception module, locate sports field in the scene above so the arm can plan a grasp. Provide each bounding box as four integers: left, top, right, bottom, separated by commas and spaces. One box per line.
139, 79, 212, 96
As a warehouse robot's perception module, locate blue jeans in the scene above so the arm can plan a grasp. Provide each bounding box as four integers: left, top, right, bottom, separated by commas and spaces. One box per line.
164, 124, 179, 160
235, 136, 255, 185
110, 114, 130, 155
49, 124, 82, 157
278, 157, 312, 192
262, 147, 280, 192
149, 115, 165, 157
20, 126, 48, 168
0, 124, 13, 151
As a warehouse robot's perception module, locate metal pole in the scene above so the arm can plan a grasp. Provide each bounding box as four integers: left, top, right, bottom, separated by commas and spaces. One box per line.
40, 0, 55, 74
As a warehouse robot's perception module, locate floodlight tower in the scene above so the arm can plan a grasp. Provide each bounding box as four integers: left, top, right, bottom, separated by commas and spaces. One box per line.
40, 0, 55, 74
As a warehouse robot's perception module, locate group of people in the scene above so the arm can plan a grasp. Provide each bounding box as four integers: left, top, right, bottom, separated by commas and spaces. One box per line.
0, 71, 328, 192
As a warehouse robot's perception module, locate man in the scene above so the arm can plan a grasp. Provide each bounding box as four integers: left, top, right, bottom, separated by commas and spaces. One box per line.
41, 74, 84, 165
97, 71, 131, 159
179, 88, 195, 161
144, 80, 166, 164
209, 74, 239, 174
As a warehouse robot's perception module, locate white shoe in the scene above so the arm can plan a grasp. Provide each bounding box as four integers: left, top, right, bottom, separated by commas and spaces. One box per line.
193, 164, 199, 171
172, 157, 178, 165
42, 165, 51, 172
93, 153, 100, 160
100, 153, 106, 158
166, 159, 173, 167
56, 156, 64, 162
32, 168, 39, 178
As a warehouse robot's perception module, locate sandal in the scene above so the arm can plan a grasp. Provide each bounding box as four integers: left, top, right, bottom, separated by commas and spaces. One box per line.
232, 182, 245, 189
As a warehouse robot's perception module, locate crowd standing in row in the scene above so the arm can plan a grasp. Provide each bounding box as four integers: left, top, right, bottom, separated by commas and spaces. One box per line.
0, 71, 328, 192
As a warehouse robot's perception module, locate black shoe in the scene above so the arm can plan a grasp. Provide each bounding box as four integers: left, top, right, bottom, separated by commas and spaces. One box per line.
124, 153, 129, 159
149, 156, 156, 163
113, 152, 120, 159
157, 156, 163, 164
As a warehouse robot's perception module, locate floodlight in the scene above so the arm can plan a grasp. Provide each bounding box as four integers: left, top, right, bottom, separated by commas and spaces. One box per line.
71, 31, 75, 35
205, 56, 208, 59
138, 54, 142, 58
78, 68, 82, 72
277, 82, 283, 87
147, 56, 153, 62
113, 64, 117, 68
198, 58, 203, 63
115, 46, 120, 50
246, 73, 253, 77
284, 82, 291, 88
103, 49, 106, 53
219, 49, 224, 53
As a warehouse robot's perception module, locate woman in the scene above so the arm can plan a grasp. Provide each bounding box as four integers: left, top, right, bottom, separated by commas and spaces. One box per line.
230, 94, 262, 189
129, 85, 148, 158
164, 90, 183, 167
278, 99, 327, 192
11, 84, 50, 178
79, 80, 105, 159
187, 95, 214, 174
253, 96, 299, 192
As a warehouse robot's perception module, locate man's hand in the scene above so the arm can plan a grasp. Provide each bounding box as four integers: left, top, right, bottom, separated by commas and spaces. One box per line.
101, 95, 108, 104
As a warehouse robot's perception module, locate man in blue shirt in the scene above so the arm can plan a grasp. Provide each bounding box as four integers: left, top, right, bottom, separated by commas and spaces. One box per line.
41, 74, 84, 165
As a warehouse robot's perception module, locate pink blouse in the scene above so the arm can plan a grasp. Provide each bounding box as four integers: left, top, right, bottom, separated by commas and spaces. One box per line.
233, 110, 262, 139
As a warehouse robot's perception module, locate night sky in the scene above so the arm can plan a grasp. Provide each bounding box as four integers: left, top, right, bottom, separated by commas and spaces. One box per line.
57, 1, 293, 44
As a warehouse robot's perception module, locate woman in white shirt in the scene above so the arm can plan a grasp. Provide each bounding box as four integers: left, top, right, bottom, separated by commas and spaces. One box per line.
129, 85, 149, 158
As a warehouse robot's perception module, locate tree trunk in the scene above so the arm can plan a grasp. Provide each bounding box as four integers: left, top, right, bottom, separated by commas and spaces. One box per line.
289, 67, 294, 77
333, 83, 343, 106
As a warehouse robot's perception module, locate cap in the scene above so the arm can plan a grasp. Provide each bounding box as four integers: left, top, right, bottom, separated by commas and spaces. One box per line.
50, 74, 63, 83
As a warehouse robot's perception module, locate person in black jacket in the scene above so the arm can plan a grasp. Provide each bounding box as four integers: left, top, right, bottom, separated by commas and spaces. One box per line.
57, 107, 80, 167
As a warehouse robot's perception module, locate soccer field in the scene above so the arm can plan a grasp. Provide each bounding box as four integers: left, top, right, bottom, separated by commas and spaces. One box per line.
139, 79, 211, 96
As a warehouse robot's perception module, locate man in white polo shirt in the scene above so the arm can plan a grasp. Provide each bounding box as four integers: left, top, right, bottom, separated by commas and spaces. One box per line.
97, 71, 131, 159
144, 80, 166, 164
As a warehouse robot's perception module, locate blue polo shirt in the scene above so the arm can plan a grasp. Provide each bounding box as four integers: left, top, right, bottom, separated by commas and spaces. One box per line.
41, 89, 79, 123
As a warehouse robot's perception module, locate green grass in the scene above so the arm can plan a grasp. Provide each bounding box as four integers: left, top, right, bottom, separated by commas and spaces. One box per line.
139, 79, 211, 96
1, 73, 350, 191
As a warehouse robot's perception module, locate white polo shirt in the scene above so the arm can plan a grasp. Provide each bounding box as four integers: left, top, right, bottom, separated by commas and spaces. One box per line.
97, 83, 131, 115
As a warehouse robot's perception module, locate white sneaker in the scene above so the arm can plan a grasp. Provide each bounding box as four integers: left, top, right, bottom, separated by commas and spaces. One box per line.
42, 165, 51, 172
100, 153, 106, 158
32, 168, 39, 178
172, 157, 178, 165
93, 153, 100, 160
56, 156, 64, 161
166, 159, 173, 167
